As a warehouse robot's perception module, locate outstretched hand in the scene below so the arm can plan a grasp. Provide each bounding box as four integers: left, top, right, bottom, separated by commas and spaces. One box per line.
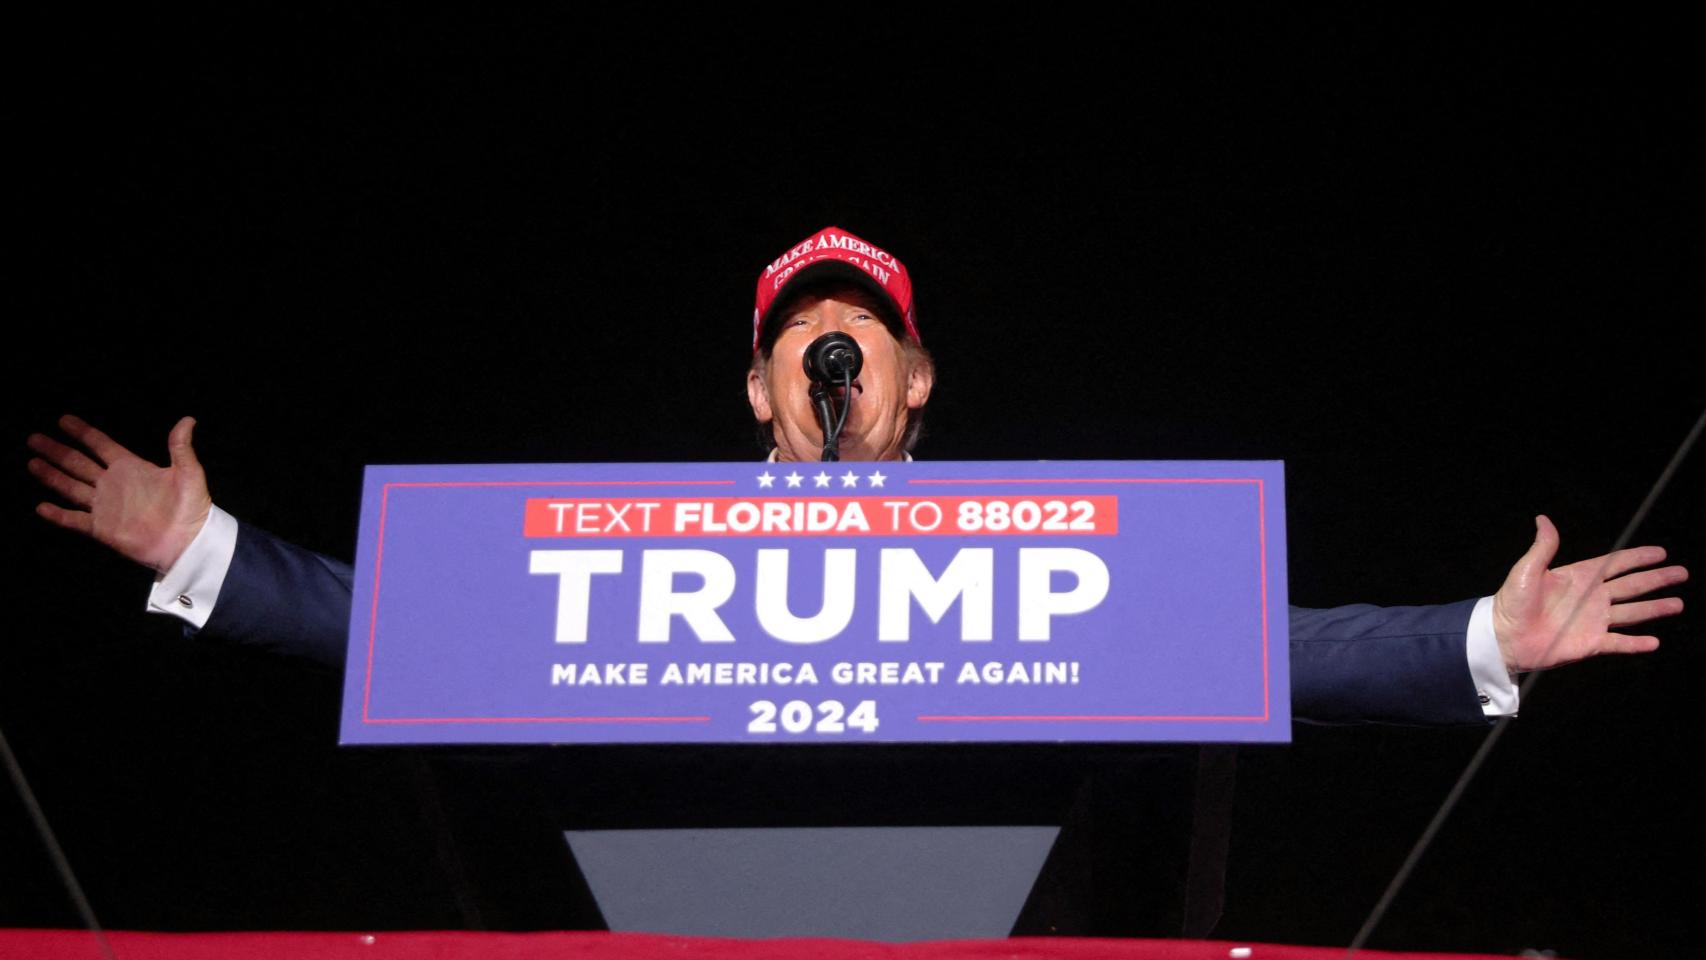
26, 415, 213, 574
1493, 514, 1688, 674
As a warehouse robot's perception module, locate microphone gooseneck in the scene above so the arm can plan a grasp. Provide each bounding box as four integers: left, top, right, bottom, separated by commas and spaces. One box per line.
803, 333, 863, 461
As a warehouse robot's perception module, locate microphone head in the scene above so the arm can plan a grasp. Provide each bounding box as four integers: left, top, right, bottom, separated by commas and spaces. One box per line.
804, 332, 864, 384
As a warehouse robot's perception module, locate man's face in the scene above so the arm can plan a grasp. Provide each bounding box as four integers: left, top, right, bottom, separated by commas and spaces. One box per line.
747, 285, 933, 462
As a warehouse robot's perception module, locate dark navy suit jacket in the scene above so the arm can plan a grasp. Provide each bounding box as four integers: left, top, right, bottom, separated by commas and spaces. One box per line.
201, 522, 1491, 726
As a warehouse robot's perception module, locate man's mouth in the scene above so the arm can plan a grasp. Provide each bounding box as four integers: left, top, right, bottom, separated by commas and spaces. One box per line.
830, 379, 864, 400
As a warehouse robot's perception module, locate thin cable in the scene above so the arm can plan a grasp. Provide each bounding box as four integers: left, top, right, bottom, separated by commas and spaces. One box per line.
1346, 405, 1705, 956
0, 724, 119, 960
817, 368, 855, 461
834, 366, 853, 442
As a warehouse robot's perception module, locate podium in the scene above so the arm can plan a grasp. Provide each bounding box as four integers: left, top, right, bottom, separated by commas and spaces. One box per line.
343, 460, 1277, 937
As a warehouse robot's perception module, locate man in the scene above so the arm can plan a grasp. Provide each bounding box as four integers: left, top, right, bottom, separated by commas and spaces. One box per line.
26, 226, 1689, 723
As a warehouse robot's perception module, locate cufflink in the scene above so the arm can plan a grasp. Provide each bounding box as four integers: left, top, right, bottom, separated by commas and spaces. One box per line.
176, 594, 194, 609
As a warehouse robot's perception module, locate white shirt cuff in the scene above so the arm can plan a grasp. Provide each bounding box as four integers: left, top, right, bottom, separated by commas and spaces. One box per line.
1467, 595, 1519, 717
145, 505, 238, 630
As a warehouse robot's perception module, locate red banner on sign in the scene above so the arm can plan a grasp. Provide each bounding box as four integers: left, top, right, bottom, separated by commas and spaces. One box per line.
522, 496, 1119, 538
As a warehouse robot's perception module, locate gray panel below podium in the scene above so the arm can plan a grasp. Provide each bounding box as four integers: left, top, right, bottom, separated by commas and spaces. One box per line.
564, 826, 1060, 941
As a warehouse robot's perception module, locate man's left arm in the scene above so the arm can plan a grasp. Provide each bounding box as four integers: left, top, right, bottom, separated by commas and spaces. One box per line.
1290, 600, 1490, 725
1291, 515, 1686, 726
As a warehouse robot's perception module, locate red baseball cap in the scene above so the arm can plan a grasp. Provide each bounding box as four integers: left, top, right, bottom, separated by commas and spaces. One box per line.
751, 225, 920, 353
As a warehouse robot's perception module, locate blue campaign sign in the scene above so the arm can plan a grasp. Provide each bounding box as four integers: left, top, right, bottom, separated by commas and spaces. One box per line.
338, 461, 1290, 745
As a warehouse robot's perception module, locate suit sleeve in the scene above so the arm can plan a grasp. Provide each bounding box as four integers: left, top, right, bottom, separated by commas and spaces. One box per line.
1289, 600, 1490, 726
192, 521, 353, 671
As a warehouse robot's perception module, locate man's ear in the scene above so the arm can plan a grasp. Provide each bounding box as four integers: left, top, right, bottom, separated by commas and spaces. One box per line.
905, 355, 935, 410
746, 363, 774, 424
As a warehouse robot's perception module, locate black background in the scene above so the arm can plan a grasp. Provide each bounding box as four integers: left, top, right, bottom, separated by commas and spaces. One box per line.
5, 6, 1702, 955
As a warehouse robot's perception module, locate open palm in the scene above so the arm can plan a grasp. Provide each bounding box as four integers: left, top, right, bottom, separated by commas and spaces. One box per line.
1492, 515, 1687, 673
27, 415, 213, 573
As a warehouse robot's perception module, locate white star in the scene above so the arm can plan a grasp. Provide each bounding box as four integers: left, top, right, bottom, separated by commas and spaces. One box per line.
785, 471, 804, 488
757, 471, 775, 489
813, 471, 832, 488
840, 470, 860, 488
867, 470, 886, 488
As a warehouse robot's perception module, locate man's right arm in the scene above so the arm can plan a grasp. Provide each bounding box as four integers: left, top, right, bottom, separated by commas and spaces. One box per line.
29, 414, 353, 670
148, 507, 353, 669
203, 520, 353, 668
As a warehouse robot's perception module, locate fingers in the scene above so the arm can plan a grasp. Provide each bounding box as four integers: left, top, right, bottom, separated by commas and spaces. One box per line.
1607, 596, 1685, 628
1596, 633, 1661, 655
1533, 514, 1558, 553
35, 501, 93, 537
167, 417, 201, 472
1590, 545, 1671, 580
25, 432, 105, 482
26, 457, 95, 508
1508, 514, 1560, 586
1606, 564, 1689, 602
58, 414, 130, 465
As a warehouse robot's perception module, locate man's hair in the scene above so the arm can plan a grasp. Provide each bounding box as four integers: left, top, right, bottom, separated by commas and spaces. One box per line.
750, 281, 934, 456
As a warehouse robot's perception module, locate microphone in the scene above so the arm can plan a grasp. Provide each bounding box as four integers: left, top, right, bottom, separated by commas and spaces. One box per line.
803, 332, 863, 384
802, 333, 862, 461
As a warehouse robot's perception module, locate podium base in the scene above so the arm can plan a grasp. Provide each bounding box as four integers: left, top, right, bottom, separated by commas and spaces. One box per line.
564, 826, 1059, 941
